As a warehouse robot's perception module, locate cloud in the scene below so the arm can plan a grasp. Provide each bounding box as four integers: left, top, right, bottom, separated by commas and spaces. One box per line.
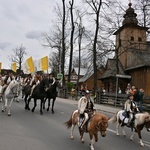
25, 30, 44, 40
0, 41, 11, 50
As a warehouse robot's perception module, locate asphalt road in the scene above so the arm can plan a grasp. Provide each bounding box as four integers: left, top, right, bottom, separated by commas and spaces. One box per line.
0, 97, 149, 150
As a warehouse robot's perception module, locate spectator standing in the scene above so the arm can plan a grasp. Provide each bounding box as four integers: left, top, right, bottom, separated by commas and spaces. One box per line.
133, 88, 140, 103
138, 88, 144, 112
125, 83, 131, 94
118, 87, 122, 94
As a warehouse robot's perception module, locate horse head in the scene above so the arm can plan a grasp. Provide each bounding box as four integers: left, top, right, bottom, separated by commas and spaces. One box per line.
96, 114, 109, 137
40, 77, 50, 91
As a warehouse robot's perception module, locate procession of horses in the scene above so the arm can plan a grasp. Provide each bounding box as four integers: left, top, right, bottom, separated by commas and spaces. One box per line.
0, 73, 150, 150
0, 73, 59, 116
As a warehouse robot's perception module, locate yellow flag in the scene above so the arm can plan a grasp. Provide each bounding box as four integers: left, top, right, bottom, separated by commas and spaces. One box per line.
41, 56, 48, 71
12, 62, 17, 72
0, 62, 2, 73
26, 57, 35, 73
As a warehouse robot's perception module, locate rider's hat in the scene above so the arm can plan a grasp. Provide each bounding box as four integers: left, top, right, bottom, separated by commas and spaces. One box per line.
128, 93, 133, 98
85, 90, 90, 94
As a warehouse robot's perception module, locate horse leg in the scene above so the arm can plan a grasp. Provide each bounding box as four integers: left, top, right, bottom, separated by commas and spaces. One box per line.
40, 100, 44, 115
70, 124, 75, 140
130, 132, 135, 141
121, 126, 126, 136
89, 134, 95, 150
27, 96, 31, 110
136, 129, 144, 147
1, 97, 6, 112
51, 98, 55, 114
7, 98, 14, 116
32, 99, 37, 112
24, 95, 29, 110
47, 98, 50, 111
116, 122, 120, 136
79, 129, 85, 143
43, 98, 46, 110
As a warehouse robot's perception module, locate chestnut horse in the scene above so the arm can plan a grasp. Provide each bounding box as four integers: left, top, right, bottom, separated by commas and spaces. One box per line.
65, 110, 109, 150
109, 110, 150, 147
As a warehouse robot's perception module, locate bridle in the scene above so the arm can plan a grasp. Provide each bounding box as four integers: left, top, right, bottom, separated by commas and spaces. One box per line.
96, 121, 108, 132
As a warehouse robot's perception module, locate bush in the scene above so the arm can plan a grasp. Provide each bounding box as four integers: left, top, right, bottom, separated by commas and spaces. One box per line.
66, 82, 74, 92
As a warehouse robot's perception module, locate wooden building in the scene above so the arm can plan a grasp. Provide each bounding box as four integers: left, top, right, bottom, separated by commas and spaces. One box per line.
99, 3, 150, 99
79, 66, 104, 91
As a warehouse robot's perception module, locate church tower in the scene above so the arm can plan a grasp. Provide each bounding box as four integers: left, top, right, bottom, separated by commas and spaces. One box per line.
114, 2, 148, 69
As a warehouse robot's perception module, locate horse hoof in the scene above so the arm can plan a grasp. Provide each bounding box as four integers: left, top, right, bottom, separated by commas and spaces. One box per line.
8, 114, 11, 116
71, 136, 74, 140
81, 139, 84, 143
116, 133, 120, 136
140, 143, 144, 147
40, 112, 43, 115
52, 111, 55, 114
130, 137, 133, 141
2, 109, 5, 112
81, 140, 84, 143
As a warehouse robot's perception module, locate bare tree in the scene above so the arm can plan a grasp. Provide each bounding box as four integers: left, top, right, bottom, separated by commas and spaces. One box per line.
134, 0, 150, 39
68, 0, 75, 82
9, 44, 27, 73
84, 0, 102, 94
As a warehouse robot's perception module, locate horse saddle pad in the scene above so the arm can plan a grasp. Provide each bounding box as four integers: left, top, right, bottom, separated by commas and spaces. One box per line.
120, 110, 129, 124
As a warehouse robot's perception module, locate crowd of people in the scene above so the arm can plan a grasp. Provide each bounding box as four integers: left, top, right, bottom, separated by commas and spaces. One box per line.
120, 83, 145, 127
0, 72, 56, 99
125, 83, 144, 112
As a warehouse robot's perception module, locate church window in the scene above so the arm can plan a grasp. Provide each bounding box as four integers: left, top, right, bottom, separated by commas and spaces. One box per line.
130, 36, 134, 41
138, 37, 142, 42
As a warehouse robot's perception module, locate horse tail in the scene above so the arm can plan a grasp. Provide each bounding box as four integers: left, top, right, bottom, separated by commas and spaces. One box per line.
64, 112, 73, 129
108, 112, 118, 124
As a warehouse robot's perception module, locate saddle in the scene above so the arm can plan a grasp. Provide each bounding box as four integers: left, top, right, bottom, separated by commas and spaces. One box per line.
78, 111, 94, 133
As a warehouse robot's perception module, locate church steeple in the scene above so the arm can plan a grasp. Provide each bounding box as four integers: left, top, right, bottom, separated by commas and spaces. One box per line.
122, 3, 138, 26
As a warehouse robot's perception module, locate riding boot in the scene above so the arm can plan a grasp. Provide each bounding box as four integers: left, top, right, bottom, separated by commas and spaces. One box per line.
121, 117, 126, 127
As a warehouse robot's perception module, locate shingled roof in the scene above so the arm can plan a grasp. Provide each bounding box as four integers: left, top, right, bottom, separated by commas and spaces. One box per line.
99, 59, 125, 80
125, 48, 150, 71
79, 68, 93, 83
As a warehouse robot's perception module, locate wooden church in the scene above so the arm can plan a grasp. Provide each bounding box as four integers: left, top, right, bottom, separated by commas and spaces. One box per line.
99, 2, 150, 99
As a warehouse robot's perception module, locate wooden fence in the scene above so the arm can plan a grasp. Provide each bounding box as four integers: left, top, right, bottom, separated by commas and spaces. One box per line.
95, 91, 150, 112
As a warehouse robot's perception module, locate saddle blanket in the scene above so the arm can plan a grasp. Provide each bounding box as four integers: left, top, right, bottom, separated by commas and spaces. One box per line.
119, 110, 129, 124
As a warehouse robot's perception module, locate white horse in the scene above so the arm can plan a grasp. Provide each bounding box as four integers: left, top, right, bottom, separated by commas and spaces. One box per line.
109, 110, 150, 146
13, 80, 22, 102
1, 80, 19, 116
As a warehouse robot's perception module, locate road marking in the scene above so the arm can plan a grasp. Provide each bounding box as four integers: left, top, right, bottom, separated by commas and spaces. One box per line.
107, 128, 150, 148
107, 128, 117, 134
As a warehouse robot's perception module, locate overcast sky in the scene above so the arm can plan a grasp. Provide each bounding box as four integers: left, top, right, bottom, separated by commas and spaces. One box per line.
0, 0, 61, 69
0, 0, 129, 70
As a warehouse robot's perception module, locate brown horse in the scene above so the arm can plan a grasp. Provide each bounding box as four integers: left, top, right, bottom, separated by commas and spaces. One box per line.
109, 110, 150, 147
65, 110, 109, 150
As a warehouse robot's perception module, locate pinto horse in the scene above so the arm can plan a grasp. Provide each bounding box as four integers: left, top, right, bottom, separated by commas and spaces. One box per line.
43, 80, 58, 114
65, 110, 109, 150
23, 77, 49, 115
1, 80, 19, 116
109, 110, 150, 147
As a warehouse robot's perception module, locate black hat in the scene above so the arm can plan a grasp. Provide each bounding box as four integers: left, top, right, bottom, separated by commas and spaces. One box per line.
128, 93, 133, 98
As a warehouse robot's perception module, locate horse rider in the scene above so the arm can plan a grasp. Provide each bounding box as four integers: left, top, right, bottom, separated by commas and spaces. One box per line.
78, 90, 96, 132
29, 73, 41, 97
49, 73, 55, 85
123, 93, 139, 127
0, 72, 14, 96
